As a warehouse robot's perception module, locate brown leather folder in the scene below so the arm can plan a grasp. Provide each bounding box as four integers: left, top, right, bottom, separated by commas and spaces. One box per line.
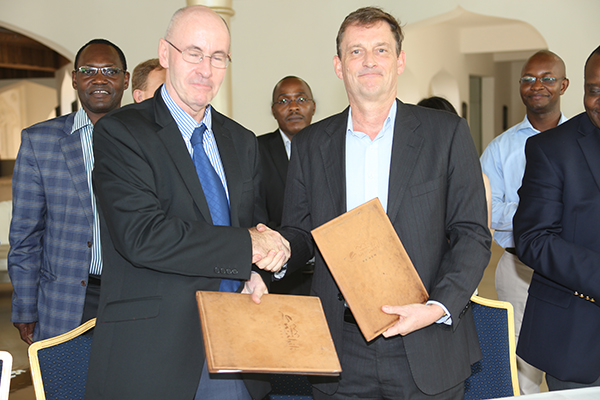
311, 198, 429, 342
196, 291, 341, 375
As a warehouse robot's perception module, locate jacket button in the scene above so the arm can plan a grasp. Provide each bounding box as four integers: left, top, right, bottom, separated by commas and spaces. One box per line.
232, 269, 238, 275
226, 269, 232, 275
337, 293, 344, 301
220, 268, 226, 274
214, 267, 219, 273
87, 241, 92, 248
81, 280, 87, 287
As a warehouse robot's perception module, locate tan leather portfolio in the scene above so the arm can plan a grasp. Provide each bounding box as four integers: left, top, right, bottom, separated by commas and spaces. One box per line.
196, 291, 341, 375
311, 198, 429, 342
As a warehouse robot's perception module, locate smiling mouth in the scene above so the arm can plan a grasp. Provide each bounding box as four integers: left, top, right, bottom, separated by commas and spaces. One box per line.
91, 89, 110, 95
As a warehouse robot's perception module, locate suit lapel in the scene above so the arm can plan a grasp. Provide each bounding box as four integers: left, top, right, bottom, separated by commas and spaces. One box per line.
578, 114, 600, 193
153, 95, 214, 224
211, 110, 243, 227
60, 116, 94, 227
269, 131, 289, 183
387, 100, 423, 222
321, 110, 348, 217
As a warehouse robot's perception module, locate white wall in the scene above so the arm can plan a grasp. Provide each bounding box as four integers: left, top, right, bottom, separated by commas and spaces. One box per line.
0, 0, 597, 135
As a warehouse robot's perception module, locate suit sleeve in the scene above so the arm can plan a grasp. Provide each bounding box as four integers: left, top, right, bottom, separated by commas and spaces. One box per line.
8, 129, 44, 323
514, 138, 600, 300
428, 117, 491, 323
92, 115, 254, 279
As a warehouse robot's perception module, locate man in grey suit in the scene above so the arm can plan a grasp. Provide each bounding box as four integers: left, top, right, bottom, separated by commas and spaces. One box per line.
9, 39, 129, 343
281, 7, 491, 399
85, 6, 288, 400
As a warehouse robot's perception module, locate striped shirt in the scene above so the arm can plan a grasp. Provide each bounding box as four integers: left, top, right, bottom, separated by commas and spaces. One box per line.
73, 108, 103, 275
160, 85, 230, 203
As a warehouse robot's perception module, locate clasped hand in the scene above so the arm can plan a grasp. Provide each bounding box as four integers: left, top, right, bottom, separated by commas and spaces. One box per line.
248, 223, 290, 272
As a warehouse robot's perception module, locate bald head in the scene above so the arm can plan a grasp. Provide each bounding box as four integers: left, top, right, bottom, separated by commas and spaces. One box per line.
519, 50, 569, 119
159, 5, 231, 121
165, 5, 229, 43
522, 50, 566, 78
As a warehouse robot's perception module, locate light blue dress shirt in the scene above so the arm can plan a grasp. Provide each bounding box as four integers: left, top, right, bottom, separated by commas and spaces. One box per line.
480, 114, 567, 248
345, 103, 395, 213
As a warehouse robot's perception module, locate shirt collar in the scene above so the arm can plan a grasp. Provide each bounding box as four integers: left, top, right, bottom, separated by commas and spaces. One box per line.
71, 108, 93, 134
346, 101, 397, 139
161, 85, 212, 141
521, 112, 569, 134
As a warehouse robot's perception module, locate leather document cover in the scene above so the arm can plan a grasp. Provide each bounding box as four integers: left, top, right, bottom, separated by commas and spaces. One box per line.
196, 291, 341, 375
311, 198, 429, 342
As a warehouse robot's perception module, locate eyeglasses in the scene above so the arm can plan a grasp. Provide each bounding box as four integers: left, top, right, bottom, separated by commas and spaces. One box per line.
274, 97, 314, 107
165, 39, 231, 69
519, 76, 562, 86
75, 66, 124, 77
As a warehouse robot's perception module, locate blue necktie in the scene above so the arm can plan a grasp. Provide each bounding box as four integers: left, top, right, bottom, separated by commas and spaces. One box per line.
191, 125, 240, 292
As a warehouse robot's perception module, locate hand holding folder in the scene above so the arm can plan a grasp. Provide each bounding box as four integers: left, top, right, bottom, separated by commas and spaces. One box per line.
311, 198, 429, 342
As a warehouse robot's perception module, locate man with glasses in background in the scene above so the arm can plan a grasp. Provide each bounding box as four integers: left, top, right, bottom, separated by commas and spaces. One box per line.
480, 50, 569, 394
8, 39, 129, 344
85, 6, 288, 400
259, 76, 315, 295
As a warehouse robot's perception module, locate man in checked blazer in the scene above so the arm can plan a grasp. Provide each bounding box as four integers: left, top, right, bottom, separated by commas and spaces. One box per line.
8, 39, 130, 343
281, 7, 491, 399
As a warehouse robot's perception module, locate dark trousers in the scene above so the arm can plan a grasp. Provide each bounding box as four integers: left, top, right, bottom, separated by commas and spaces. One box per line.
313, 321, 464, 400
81, 274, 101, 334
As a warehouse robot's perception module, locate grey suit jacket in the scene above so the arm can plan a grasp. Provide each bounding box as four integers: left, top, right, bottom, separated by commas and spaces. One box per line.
84, 92, 270, 400
281, 100, 491, 395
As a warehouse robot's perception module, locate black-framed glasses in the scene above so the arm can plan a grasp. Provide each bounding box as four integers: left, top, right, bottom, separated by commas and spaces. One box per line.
165, 39, 231, 69
75, 66, 124, 77
519, 76, 562, 86
274, 97, 314, 107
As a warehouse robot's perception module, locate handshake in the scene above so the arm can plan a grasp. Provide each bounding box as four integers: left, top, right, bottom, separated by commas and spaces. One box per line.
248, 223, 290, 273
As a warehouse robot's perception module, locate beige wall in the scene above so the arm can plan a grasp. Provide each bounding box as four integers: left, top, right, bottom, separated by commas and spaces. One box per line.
0, 0, 597, 138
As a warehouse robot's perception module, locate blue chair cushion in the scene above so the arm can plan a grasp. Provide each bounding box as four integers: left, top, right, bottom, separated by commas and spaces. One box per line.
464, 302, 514, 400
37, 335, 93, 400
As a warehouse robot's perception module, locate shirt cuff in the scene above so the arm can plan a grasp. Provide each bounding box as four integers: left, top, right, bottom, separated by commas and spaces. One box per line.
273, 263, 287, 280
427, 300, 452, 325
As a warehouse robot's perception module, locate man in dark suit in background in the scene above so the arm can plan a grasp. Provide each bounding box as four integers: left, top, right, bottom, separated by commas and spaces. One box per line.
514, 45, 600, 391
9, 39, 129, 343
84, 6, 289, 400
281, 7, 491, 399
259, 76, 315, 294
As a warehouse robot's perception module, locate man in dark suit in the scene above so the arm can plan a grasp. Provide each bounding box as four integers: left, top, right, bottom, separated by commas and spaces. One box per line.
514, 45, 600, 391
84, 6, 289, 400
281, 7, 491, 399
259, 76, 315, 229
9, 39, 129, 343
259, 76, 315, 295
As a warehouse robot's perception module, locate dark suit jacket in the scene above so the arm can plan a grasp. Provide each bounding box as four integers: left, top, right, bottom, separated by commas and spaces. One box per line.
84, 92, 270, 400
258, 130, 288, 228
514, 112, 600, 384
281, 100, 491, 395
